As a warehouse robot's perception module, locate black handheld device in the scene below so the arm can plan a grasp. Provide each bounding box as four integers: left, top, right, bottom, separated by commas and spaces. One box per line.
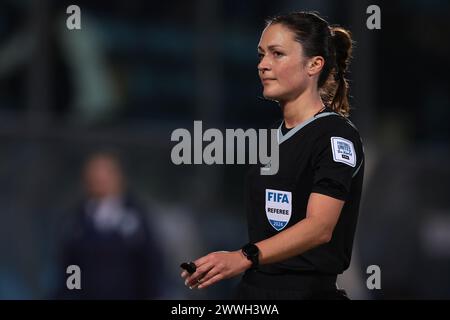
180, 262, 197, 274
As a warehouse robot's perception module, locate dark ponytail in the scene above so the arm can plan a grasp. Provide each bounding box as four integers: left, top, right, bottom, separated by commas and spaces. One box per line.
329, 26, 352, 116
267, 12, 353, 117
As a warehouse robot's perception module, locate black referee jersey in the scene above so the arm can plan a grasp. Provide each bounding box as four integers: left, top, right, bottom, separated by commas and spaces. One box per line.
245, 106, 364, 275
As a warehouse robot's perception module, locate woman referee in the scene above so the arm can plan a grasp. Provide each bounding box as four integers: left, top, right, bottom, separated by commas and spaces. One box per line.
181, 11, 364, 300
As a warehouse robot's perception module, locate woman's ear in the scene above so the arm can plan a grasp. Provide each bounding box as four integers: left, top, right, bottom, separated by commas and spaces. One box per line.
307, 56, 325, 77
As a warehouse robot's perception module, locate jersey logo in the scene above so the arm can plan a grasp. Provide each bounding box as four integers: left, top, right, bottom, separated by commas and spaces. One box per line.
331, 137, 356, 167
265, 189, 292, 231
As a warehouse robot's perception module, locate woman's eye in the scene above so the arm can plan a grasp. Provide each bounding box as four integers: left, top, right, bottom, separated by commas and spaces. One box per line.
273, 51, 283, 57
257, 53, 264, 60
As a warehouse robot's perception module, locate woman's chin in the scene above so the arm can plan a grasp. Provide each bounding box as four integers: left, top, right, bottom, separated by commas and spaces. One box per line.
262, 89, 280, 101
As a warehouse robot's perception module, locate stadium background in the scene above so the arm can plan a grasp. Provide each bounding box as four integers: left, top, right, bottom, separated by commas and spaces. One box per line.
0, 0, 449, 299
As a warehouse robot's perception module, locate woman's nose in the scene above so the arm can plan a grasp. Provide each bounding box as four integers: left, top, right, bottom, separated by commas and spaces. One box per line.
258, 56, 271, 73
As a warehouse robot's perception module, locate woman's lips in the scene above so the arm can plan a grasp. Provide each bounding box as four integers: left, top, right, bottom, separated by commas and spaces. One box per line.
262, 78, 276, 84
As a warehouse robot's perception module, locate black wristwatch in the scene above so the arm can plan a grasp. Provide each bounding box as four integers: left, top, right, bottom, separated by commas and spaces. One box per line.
241, 243, 260, 269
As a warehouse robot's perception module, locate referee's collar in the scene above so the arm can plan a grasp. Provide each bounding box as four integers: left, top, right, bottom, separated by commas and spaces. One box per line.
277, 107, 338, 144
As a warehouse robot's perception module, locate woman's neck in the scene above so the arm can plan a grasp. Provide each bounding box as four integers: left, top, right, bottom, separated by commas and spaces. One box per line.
280, 88, 325, 129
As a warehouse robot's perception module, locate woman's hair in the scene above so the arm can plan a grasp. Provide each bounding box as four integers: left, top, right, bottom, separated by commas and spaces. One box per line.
266, 11, 353, 117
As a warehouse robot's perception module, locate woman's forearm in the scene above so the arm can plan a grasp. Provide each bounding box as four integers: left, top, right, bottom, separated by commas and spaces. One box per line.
255, 216, 332, 265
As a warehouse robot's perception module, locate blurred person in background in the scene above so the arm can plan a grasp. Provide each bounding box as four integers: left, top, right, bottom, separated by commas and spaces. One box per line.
182, 11, 364, 300
54, 151, 165, 299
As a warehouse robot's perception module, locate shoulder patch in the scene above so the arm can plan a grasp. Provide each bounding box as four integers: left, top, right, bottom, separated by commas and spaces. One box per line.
330, 137, 356, 167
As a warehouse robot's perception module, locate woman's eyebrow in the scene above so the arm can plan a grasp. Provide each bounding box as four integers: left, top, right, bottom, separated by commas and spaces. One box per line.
257, 44, 284, 51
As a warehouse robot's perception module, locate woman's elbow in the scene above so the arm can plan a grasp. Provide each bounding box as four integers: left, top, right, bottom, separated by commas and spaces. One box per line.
311, 218, 334, 245
317, 231, 333, 244
314, 224, 334, 245
305, 217, 335, 246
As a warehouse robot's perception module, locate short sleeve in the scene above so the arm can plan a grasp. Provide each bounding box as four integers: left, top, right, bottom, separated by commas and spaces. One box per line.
311, 125, 362, 201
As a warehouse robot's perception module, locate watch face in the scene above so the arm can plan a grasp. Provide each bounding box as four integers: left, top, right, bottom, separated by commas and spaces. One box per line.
244, 243, 259, 256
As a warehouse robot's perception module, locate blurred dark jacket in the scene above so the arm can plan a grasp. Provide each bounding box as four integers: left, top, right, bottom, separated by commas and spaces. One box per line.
55, 194, 164, 299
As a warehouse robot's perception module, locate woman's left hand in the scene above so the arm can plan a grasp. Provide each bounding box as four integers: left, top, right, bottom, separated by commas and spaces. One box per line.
181, 250, 252, 289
